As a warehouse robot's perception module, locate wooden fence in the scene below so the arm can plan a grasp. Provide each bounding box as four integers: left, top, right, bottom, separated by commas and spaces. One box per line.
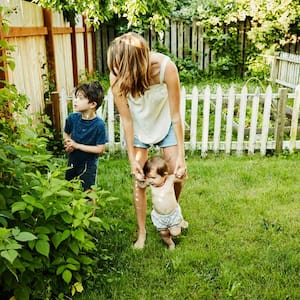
95, 20, 251, 76
269, 52, 300, 90
95, 20, 300, 76
0, 0, 95, 115
59, 84, 300, 156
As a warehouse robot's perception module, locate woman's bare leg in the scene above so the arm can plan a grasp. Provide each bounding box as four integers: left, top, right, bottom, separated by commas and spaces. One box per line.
133, 147, 148, 249
162, 146, 183, 201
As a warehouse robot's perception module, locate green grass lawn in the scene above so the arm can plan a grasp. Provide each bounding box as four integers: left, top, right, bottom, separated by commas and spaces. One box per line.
76, 152, 300, 300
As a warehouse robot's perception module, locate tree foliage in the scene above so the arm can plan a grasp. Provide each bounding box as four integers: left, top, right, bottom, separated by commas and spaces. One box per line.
33, 0, 175, 31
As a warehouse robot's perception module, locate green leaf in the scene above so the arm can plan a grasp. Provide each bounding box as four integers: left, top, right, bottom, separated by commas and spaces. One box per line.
35, 226, 53, 234
62, 269, 72, 284
79, 256, 93, 265
0, 217, 7, 227
14, 232, 37, 242
66, 263, 79, 271
15, 285, 30, 300
1, 249, 18, 264
69, 240, 79, 255
35, 240, 50, 257
0, 210, 14, 219
89, 216, 101, 223
72, 230, 85, 242
56, 190, 73, 197
37, 233, 49, 241
56, 264, 66, 275
66, 257, 80, 265
52, 230, 70, 249
11, 201, 27, 213
22, 194, 36, 205
61, 213, 72, 224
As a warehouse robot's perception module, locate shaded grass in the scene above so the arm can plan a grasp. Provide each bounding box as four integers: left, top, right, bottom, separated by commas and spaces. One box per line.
76, 153, 300, 300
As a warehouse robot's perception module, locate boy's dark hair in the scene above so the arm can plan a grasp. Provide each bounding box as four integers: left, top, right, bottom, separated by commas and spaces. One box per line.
75, 81, 104, 110
143, 156, 169, 177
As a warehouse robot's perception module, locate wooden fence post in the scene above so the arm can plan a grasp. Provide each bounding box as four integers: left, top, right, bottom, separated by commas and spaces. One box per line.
43, 8, 57, 90
51, 91, 62, 137
269, 51, 279, 83
275, 88, 287, 154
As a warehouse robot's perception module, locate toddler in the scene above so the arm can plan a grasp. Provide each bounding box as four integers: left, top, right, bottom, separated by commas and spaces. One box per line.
139, 156, 188, 250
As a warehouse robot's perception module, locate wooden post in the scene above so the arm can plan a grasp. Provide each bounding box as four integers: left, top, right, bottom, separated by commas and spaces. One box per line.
0, 16, 9, 88
269, 51, 279, 83
275, 88, 287, 154
43, 9, 57, 90
71, 25, 78, 87
51, 91, 61, 136
83, 16, 89, 72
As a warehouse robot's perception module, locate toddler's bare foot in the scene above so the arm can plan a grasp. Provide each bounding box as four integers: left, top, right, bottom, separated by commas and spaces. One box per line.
168, 241, 175, 250
180, 220, 189, 229
133, 232, 146, 249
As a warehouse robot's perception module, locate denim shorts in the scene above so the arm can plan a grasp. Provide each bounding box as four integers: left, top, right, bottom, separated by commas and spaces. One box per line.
134, 124, 177, 149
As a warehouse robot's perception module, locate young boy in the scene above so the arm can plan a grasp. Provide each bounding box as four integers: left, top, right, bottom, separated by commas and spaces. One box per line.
139, 156, 188, 250
64, 81, 108, 192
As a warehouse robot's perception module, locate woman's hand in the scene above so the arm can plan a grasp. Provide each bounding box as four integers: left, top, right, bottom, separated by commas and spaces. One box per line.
174, 158, 187, 179
131, 160, 145, 181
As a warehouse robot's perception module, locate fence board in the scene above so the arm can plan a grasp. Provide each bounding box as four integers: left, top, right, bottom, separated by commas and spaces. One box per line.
236, 86, 248, 155
190, 86, 198, 150
225, 86, 235, 154
260, 85, 272, 156
213, 85, 223, 153
248, 87, 260, 154
201, 86, 211, 157
289, 85, 300, 153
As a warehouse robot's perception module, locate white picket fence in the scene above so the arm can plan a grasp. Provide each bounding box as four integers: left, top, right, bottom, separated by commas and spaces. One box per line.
60, 84, 300, 156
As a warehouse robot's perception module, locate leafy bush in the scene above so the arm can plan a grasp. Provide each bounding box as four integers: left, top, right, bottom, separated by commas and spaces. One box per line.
0, 16, 112, 299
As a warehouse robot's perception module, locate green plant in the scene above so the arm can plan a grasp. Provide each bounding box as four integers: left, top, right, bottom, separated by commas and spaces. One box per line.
0, 10, 112, 299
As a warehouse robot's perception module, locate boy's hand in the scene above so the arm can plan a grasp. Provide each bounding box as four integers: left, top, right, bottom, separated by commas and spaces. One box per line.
64, 138, 74, 153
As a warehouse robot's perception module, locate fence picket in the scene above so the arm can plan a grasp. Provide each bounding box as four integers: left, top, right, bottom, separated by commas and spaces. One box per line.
201, 86, 211, 157
180, 86, 187, 141
260, 85, 273, 156
225, 86, 235, 154
213, 85, 223, 153
289, 85, 300, 153
248, 87, 260, 154
190, 86, 199, 150
236, 85, 248, 155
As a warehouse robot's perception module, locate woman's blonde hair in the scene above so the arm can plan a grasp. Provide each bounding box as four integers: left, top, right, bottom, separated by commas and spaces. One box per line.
107, 32, 151, 98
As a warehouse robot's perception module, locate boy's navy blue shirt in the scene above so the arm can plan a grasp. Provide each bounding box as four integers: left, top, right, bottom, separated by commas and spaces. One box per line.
64, 112, 108, 165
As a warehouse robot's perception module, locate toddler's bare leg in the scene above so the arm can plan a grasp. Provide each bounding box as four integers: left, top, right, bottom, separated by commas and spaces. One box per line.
160, 229, 175, 250
169, 226, 181, 237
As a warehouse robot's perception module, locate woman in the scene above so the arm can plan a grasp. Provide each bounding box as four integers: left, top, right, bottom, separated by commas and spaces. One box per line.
107, 32, 187, 249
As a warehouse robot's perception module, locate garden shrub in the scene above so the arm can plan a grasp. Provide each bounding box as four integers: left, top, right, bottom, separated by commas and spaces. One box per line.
0, 25, 112, 299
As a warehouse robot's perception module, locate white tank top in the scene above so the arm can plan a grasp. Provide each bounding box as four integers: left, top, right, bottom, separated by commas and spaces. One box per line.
127, 55, 171, 144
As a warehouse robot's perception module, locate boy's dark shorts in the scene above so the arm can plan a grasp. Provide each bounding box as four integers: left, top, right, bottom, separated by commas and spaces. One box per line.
65, 161, 97, 191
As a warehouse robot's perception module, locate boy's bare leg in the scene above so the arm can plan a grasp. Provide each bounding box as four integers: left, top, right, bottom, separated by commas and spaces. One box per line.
133, 147, 148, 249
160, 229, 175, 250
